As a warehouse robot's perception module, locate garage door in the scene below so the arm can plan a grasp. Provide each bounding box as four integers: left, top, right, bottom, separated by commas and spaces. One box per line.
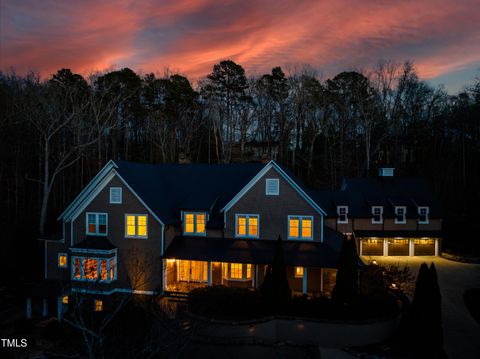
388, 239, 409, 256
414, 239, 435, 256
361, 239, 384, 256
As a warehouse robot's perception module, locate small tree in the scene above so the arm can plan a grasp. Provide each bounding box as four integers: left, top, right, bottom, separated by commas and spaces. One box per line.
408, 262, 445, 357
260, 235, 291, 312
332, 236, 359, 305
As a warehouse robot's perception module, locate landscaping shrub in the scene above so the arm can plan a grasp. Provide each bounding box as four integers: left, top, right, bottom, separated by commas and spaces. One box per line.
332, 236, 359, 305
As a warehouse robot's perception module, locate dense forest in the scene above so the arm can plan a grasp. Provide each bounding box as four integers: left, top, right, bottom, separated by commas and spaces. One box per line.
1, 60, 479, 283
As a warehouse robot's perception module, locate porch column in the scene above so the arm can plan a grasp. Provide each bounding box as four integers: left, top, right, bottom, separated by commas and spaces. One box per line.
42, 298, 48, 317
162, 259, 167, 292
359, 240, 363, 256
302, 267, 308, 295
320, 268, 324, 292
435, 239, 439, 256
383, 239, 389, 256
57, 297, 63, 321
409, 240, 414, 256
26, 297, 32, 319
207, 261, 212, 286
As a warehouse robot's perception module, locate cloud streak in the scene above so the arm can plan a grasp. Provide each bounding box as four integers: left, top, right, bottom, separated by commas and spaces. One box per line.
1, 0, 479, 91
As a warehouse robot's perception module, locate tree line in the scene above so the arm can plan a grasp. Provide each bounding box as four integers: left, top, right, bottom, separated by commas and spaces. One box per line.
0, 60, 479, 280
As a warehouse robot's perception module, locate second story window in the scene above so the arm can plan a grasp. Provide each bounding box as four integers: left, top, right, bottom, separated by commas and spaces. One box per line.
236, 214, 259, 238
337, 206, 348, 224
86, 213, 107, 236
183, 212, 206, 236
418, 206, 429, 224
395, 206, 407, 224
125, 214, 148, 238
372, 206, 384, 224
288, 216, 313, 240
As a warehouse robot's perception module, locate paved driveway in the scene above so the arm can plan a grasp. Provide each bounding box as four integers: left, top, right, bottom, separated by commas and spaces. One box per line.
365, 256, 480, 359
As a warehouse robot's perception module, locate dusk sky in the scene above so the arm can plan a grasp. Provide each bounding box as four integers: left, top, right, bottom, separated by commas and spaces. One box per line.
1, 0, 479, 93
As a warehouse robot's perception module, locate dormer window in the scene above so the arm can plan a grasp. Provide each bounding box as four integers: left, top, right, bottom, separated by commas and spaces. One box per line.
418, 206, 429, 224
183, 212, 207, 236
372, 206, 383, 224
337, 206, 348, 224
265, 178, 279, 195
395, 206, 407, 224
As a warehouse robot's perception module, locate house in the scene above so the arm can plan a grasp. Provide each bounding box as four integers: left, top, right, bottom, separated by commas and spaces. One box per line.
33, 161, 441, 318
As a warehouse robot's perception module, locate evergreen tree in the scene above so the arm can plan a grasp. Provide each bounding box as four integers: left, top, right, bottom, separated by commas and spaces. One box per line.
260, 236, 291, 313
332, 236, 359, 305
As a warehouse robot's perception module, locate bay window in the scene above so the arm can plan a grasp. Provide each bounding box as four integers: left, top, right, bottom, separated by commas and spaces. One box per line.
72, 255, 116, 282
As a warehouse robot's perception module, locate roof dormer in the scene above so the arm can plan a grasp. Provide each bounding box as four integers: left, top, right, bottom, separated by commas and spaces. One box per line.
378, 166, 395, 177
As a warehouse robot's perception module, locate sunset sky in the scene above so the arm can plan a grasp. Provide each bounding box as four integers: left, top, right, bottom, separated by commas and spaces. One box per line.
1, 0, 479, 93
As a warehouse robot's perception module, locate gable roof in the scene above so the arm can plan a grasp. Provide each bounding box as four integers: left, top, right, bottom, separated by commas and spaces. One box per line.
220, 161, 327, 216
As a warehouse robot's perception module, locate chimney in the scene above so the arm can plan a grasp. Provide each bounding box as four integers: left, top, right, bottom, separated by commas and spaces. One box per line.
378, 166, 394, 177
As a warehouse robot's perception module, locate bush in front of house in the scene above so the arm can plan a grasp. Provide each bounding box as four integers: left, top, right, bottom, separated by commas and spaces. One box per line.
188, 285, 265, 320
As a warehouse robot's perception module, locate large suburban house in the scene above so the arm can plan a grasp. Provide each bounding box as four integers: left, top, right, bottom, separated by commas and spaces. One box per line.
33, 160, 441, 317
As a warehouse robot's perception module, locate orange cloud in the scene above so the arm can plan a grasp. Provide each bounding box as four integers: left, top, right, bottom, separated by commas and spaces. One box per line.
1, 0, 479, 90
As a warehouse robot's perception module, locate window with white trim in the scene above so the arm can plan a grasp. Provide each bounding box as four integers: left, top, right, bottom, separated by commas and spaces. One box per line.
395, 206, 407, 224
72, 255, 116, 282
94, 300, 103, 312
86, 213, 107, 235
183, 212, 207, 235
109, 187, 122, 204
288, 216, 313, 240
337, 206, 348, 224
235, 214, 259, 238
125, 214, 148, 238
372, 206, 384, 224
265, 178, 279, 195
418, 206, 429, 224
222, 263, 252, 281
58, 253, 68, 268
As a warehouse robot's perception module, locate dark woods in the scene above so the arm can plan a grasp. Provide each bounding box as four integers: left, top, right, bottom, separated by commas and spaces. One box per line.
1, 60, 479, 282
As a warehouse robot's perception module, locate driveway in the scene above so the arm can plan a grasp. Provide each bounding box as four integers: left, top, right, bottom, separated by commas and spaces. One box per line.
365, 256, 480, 359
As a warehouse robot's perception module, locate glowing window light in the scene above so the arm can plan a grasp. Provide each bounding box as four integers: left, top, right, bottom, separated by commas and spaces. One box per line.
295, 266, 304, 278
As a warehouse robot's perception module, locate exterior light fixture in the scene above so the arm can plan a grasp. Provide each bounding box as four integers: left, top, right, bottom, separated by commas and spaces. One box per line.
372, 259, 377, 265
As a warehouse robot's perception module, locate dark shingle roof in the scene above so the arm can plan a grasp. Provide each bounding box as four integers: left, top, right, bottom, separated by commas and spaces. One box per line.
115, 161, 266, 225
164, 227, 345, 268
71, 236, 116, 250
312, 177, 442, 219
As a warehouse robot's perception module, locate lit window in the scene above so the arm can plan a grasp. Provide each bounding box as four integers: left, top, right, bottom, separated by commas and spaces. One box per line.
289, 216, 313, 240
100, 260, 107, 281
86, 213, 107, 235
109, 258, 115, 280
109, 187, 122, 204
231, 263, 242, 279
295, 266, 304, 278
372, 206, 383, 224
236, 214, 259, 238
62, 296, 69, 304
183, 212, 207, 235
58, 253, 67, 268
84, 258, 98, 280
94, 300, 103, 312
265, 178, 279, 195
395, 207, 407, 224
418, 207, 429, 224
337, 206, 348, 224
125, 214, 148, 238
223, 263, 253, 281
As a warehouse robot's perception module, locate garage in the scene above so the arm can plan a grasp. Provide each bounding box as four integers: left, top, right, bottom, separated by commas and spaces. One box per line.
361, 238, 384, 256
388, 239, 409, 256
414, 238, 436, 256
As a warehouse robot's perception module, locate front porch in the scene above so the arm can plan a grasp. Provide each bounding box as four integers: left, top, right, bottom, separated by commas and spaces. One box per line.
162, 259, 337, 297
